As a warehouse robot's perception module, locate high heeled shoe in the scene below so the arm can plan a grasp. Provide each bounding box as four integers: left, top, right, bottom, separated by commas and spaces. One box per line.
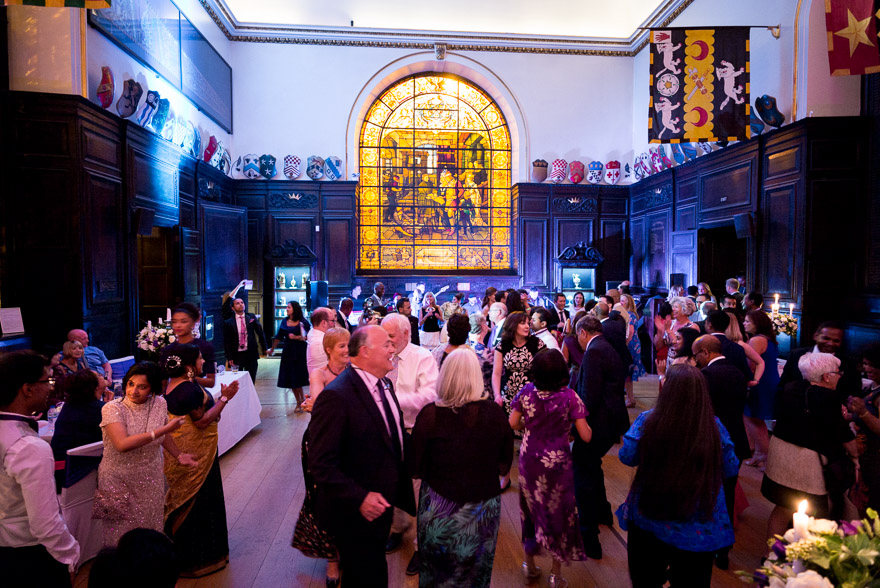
744, 452, 767, 467
521, 562, 541, 585
548, 574, 568, 588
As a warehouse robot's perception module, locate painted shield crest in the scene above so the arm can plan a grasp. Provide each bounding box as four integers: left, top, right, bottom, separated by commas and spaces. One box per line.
220, 151, 232, 176
633, 158, 645, 182
649, 149, 664, 173
172, 117, 187, 147
637, 153, 653, 178
307, 156, 325, 180
604, 161, 621, 185
259, 154, 277, 179
160, 111, 175, 142
586, 161, 604, 185
531, 159, 548, 183
149, 98, 170, 135
324, 155, 343, 181
549, 159, 567, 183
210, 141, 224, 169
283, 155, 301, 179
96, 66, 114, 109
137, 90, 160, 127
242, 154, 261, 179
670, 143, 686, 165
698, 141, 714, 156
681, 143, 697, 160
657, 144, 674, 169
182, 121, 196, 156
568, 161, 585, 184
115, 78, 142, 118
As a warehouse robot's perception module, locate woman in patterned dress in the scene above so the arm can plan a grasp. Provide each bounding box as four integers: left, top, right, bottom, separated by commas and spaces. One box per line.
292, 327, 349, 588
94, 362, 196, 547
510, 350, 591, 588
492, 311, 546, 489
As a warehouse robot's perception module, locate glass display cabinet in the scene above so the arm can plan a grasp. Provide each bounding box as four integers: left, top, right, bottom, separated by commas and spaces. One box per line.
555, 242, 604, 306
265, 239, 317, 351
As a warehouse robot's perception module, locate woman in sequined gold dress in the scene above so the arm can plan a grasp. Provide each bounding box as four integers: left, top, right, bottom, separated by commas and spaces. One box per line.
162, 343, 239, 577
94, 362, 197, 547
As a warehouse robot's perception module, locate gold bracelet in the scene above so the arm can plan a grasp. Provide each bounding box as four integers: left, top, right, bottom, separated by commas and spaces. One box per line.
150, 430, 156, 442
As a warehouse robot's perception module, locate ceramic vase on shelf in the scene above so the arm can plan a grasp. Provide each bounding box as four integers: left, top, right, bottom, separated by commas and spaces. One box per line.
277, 272, 286, 288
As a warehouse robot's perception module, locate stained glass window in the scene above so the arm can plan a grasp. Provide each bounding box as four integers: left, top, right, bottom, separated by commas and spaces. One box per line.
358, 73, 513, 272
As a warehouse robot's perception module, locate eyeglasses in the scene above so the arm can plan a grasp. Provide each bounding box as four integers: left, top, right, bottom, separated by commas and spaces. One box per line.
826, 371, 844, 376
35, 378, 56, 386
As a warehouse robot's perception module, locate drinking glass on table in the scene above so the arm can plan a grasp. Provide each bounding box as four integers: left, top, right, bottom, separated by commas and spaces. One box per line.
230, 362, 239, 373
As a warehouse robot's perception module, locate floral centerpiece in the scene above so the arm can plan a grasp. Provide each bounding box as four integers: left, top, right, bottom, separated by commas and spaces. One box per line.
770, 312, 799, 338
135, 320, 176, 354
741, 506, 880, 587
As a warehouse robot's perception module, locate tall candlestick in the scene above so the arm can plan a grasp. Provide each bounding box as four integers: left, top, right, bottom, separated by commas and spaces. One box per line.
774, 293, 780, 305
147, 320, 152, 329
793, 499, 811, 541
158, 318, 163, 325
166, 307, 172, 322
789, 303, 794, 317
771, 303, 780, 314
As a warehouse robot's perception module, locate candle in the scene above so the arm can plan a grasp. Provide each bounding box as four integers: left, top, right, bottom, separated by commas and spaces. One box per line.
147, 320, 152, 329
789, 303, 794, 317
775, 293, 780, 304
158, 318, 163, 325
771, 303, 780, 314
166, 307, 172, 322
793, 499, 811, 541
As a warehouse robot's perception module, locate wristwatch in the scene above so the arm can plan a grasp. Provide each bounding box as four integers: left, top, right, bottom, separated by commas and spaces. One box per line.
219, 396, 229, 404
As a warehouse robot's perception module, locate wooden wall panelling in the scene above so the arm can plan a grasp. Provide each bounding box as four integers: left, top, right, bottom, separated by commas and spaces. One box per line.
670, 229, 697, 288
322, 217, 354, 288
246, 212, 265, 316
196, 160, 234, 204
630, 217, 646, 287
125, 124, 180, 227
181, 227, 201, 300
698, 150, 758, 222
82, 169, 126, 308
599, 219, 628, 286
645, 210, 671, 288
760, 180, 800, 301
675, 204, 697, 231
269, 215, 317, 252
521, 218, 548, 287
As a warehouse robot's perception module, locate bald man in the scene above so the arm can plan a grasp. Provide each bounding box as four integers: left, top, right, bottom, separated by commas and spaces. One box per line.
53, 330, 111, 380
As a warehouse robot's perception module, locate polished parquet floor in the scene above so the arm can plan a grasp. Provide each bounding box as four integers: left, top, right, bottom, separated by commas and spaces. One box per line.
76, 358, 774, 587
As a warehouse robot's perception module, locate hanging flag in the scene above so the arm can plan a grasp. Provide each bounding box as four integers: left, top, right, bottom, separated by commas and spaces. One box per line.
649, 27, 750, 144
3, 1, 111, 6
825, 0, 880, 76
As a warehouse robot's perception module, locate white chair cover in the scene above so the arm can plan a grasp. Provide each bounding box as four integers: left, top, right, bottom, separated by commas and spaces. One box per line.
60, 441, 103, 565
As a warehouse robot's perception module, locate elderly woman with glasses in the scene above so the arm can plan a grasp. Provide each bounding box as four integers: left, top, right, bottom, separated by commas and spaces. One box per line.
761, 352, 858, 541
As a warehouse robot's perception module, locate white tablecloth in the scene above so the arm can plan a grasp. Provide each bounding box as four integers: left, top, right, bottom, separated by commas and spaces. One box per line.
207, 371, 262, 456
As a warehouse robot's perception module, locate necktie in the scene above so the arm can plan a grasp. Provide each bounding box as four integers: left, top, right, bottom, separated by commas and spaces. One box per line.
387, 355, 400, 389
378, 380, 402, 460
239, 315, 247, 350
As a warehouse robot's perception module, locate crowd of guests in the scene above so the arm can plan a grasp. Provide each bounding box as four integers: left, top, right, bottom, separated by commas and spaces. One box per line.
4, 277, 880, 588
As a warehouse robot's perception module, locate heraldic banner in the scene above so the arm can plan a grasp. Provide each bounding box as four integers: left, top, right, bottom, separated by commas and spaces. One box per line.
649, 27, 750, 144
824, 0, 880, 76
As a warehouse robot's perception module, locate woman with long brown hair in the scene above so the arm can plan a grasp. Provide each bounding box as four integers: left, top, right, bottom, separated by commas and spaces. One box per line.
617, 365, 739, 586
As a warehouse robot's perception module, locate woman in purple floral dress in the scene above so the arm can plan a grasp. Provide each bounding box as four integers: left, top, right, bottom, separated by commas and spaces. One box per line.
510, 349, 592, 588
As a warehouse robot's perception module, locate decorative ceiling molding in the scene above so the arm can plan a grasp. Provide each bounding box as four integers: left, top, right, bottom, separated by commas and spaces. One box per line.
198, 0, 693, 56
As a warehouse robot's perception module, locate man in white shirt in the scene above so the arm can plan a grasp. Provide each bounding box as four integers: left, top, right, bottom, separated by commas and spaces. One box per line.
0, 351, 79, 586
380, 313, 439, 574
530, 307, 559, 350
306, 307, 334, 375
488, 302, 507, 348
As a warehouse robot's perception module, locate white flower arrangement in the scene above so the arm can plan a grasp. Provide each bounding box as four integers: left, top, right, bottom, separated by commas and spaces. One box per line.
135, 321, 177, 353
770, 312, 799, 338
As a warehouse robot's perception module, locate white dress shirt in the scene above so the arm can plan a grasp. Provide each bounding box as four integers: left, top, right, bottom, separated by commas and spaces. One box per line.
490, 317, 506, 348
353, 368, 404, 452
0, 416, 79, 570
306, 328, 328, 375
534, 328, 559, 350
392, 343, 439, 429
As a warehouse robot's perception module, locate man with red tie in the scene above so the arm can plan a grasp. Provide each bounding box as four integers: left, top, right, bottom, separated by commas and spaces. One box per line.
223, 298, 268, 384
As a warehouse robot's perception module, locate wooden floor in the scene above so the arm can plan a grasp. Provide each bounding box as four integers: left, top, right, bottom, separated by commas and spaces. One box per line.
76, 359, 774, 587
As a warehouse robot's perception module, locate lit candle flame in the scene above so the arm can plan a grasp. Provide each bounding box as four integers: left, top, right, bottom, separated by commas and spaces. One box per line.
798, 499, 808, 514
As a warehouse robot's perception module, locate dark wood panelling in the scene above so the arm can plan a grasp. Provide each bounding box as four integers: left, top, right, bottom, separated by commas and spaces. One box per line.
200, 202, 248, 294
521, 195, 549, 215
181, 228, 201, 299
270, 215, 316, 251
323, 217, 353, 286
766, 145, 801, 179
554, 219, 593, 255
127, 145, 180, 226
599, 220, 627, 283
676, 178, 698, 202
670, 230, 697, 287
15, 119, 73, 159
521, 218, 548, 287
645, 211, 670, 288
601, 198, 628, 216
676, 204, 697, 231
630, 218, 645, 287
811, 138, 862, 172
324, 194, 355, 212
246, 214, 265, 294
805, 179, 861, 291
700, 160, 753, 213
762, 182, 799, 299
83, 170, 125, 306
81, 125, 121, 173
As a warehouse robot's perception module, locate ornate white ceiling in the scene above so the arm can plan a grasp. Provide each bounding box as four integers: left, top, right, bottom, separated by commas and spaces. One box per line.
198, 0, 693, 55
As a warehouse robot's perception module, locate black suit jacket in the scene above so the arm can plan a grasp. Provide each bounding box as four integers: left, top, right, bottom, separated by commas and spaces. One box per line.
576, 335, 629, 455
702, 358, 751, 461
601, 316, 632, 376
550, 307, 569, 332
335, 309, 354, 333
223, 313, 268, 359
710, 333, 752, 381
308, 367, 416, 534
779, 346, 861, 400
407, 315, 420, 345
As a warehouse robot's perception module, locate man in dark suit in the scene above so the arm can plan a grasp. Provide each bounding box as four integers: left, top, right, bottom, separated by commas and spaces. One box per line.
222, 298, 268, 384
308, 325, 416, 587
703, 310, 754, 384
693, 335, 749, 569
335, 297, 355, 333
573, 315, 627, 559
550, 292, 570, 334
395, 297, 420, 346
779, 321, 861, 400
595, 302, 631, 378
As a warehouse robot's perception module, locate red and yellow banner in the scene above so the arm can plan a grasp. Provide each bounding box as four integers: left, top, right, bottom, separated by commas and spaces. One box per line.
649, 27, 750, 143
825, 0, 880, 76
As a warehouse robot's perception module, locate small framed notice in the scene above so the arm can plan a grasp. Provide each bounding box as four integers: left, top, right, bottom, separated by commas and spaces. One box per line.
0, 308, 25, 336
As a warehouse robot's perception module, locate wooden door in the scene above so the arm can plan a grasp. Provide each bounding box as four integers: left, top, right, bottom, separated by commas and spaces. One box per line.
670, 230, 697, 289
137, 226, 176, 326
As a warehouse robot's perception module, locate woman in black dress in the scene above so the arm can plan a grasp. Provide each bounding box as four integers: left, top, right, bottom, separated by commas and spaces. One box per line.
163, 302, 215, 389
269, 301, 310, 413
